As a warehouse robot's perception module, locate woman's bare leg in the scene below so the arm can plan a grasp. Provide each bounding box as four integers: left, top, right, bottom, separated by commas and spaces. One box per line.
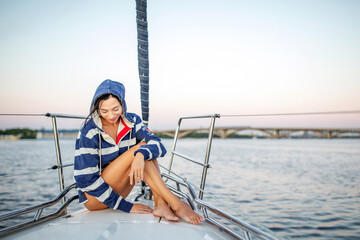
84, 143, 145, 210
143, 160, 205, 225
120, 180, 135, 198
84, 143, 204, 224
150, 159, 180, 222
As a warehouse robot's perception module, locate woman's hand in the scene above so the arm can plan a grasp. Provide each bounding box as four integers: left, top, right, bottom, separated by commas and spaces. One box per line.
129, 152, 145, 185
130, 203, 153, 214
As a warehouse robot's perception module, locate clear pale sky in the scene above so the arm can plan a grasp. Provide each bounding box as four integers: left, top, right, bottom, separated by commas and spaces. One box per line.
0, 0, 359, 130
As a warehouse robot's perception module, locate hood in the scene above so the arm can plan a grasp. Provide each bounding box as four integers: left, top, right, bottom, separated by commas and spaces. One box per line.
90, 79, 133, 123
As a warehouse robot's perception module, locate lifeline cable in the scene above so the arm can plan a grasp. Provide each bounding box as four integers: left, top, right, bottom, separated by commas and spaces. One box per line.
0, 167, 55, 180
1, 110, 359, 118
0, 113, 46, 116
220, 110, 360, 118
0, 163, 74, 180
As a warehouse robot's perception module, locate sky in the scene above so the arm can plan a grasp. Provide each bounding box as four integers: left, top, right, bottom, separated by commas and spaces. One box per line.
0, 0, 359, 130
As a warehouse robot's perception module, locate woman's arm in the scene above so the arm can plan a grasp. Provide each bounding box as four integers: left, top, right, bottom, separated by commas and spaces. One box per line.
132, 115, 167, 160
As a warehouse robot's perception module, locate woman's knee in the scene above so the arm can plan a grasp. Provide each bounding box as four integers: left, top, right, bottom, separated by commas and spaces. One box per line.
85, 203, 107, 211
84, 193, 108, 211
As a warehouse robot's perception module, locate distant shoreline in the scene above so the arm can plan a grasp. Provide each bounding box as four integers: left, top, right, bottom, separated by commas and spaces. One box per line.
0, 128, 359, 140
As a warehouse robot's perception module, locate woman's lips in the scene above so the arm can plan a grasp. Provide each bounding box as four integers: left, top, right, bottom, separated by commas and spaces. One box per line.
109, 118, 117, 122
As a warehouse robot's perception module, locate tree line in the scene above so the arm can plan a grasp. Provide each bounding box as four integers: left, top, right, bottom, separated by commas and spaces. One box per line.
0, 128, 38, 139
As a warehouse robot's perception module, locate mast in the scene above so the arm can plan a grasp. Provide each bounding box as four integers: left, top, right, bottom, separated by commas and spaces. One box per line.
135, 0, 150, 125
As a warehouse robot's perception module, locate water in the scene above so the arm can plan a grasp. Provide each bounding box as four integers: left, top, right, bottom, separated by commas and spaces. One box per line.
0, 138, 359, 239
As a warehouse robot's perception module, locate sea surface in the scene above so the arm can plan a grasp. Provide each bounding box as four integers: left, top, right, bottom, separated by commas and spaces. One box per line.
0, 138, 359, 239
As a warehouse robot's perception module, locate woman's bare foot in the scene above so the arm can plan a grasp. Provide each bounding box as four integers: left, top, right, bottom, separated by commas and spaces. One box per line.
173, 201, 205, 225
153, 202, 180, 222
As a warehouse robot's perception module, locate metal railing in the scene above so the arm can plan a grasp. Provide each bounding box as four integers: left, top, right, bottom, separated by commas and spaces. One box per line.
0, 184, 79, 237
45, 113, 86, 204
168, 114, 220, 200
165, 113, 277, 240
0, 113, 85, 237
162, 173, 276, 240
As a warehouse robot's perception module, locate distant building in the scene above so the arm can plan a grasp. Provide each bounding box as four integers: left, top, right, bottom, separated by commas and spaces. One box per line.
0, 135, 21, 140
36, 129, 79, 139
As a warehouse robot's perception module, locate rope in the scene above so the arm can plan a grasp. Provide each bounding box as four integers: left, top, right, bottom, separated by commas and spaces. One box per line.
220, 110, 360, 118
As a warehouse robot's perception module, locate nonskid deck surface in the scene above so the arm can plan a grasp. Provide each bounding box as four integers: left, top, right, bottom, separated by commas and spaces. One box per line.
4, 208, 231, 240
3, 187, 233, 240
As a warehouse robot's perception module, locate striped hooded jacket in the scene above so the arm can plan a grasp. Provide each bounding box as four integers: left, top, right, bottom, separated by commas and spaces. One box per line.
74, 79, 167, 212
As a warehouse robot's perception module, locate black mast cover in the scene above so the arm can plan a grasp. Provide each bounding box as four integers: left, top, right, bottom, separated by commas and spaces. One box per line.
135, 0, 149, 125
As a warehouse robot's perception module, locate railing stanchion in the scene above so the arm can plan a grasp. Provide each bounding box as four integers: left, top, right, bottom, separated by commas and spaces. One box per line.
51, 116, 66, 205
167, 118, 182, 178
199, 114, 219, 200
166, 114, 220, 199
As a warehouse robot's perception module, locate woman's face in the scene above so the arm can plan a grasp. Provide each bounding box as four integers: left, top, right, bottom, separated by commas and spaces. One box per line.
98, 96, 123, 124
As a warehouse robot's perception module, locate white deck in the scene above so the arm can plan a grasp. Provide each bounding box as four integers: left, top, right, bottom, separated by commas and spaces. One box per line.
4, 208, 233, 240
3, 186, 235, 240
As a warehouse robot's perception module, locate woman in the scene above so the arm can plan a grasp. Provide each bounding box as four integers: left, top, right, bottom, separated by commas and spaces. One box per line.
74, 79, 204, 225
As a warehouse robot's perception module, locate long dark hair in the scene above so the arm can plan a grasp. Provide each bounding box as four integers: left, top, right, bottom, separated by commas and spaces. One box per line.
83, 93, 122, 127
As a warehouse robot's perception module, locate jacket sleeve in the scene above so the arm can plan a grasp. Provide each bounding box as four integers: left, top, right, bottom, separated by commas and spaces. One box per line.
74, 131, 133, 212
133, 115, 167, 160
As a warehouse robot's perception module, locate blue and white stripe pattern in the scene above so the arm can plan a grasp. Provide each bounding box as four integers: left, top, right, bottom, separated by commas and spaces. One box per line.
74, 113, 167, 212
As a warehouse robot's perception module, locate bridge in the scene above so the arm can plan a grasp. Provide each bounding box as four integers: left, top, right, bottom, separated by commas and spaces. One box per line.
152, 127, 360, 139
34, 127, 360, 139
